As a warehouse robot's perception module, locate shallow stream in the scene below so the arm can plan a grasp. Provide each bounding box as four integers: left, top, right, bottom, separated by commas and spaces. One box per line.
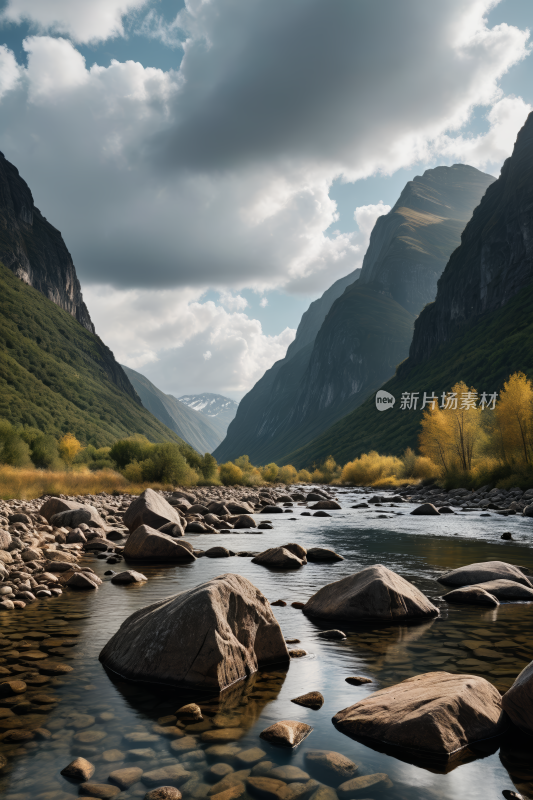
1, 490, 533, 800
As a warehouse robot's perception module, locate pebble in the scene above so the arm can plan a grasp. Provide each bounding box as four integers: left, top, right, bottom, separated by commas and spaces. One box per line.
144, 789, 183, 800
337, 773, 392, 798
60, 756, 95, 781
108, 766, 144, 789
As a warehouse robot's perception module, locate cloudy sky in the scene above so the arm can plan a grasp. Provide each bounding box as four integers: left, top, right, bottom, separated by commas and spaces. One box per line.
0, 0, 532, 400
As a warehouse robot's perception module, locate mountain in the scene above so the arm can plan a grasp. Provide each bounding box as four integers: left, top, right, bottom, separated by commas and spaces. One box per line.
178, 394, 238, 437
122, 367, 225, 453
215, 164, 494, 466
287, 112, 533, 468
0, 152, 186, 447
213, 267, 362, 464
0, 263, 185, 446
0, 151, 94, 333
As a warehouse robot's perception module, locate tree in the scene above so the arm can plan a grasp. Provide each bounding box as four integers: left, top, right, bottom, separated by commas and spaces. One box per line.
419, 381, 484, 474
200, 453, 218, 480
59, 433, 82, 468
494, 372, 533, 465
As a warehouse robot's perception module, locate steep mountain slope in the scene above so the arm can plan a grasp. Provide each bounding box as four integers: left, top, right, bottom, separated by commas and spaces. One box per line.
215, 165, 494, 465
0, 263, 185, 447
287, 112, 533, 468
0, 152, 94, 333
178, 394, 238, 436
122, 367, 224, 453
213, 268, 361, 463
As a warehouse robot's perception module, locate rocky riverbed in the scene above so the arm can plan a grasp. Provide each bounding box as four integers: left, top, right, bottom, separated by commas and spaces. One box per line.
1, 483, 533, 800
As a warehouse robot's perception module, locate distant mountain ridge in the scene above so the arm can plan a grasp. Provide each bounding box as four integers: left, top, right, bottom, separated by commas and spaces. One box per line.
285, 113, 533, 467
178, 394, 238, 436
215, 164, 495, 466
213, 267, 361, 464
0, 151, 95, 334
122, 368, 226, 453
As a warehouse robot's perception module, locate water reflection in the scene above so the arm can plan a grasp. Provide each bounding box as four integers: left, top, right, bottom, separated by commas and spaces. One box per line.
1, 488, 533, 800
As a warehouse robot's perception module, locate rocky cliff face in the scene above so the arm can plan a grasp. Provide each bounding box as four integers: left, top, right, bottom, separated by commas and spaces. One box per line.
407, 112, 533, 366
215, 165, 494, 466
0, 151, 94, 333
358, 164, 495, 314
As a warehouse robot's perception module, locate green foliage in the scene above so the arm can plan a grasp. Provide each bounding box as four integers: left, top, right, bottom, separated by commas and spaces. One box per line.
200, 452, 218, 480
0, 262, 185, 447
0, 420, 32, 467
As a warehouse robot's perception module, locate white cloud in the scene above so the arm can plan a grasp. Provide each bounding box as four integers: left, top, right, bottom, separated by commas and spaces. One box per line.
218, 292, 248, 312
354, 202, 392, 238
1, 0, 149, 44
432, 95, 532, 169
0, 45, 21, 100
0, 2, 529, 300
83, 284, 296, 397
0, 1, 531, 395
260, 298, 268, 308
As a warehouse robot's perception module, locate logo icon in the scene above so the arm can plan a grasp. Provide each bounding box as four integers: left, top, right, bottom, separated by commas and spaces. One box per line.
375, 390, 395, 411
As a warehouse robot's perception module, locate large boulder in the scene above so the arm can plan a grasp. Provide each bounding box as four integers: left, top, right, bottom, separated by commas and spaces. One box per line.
309, 500, 341, 510
123, 489, 184, 534
123, 525, 196, 562
252, 548, 304, 569
442, 586, 499, 607
99, 574, 290, 690
40, 498, 105, 528
333, 672, 504, 756
467, 579, 533, 601
303, 565, 439, 622
502, 661, 533, 734
438, 561, 533, 588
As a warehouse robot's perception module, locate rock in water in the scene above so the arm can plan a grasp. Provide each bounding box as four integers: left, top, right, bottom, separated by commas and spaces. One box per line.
291, 692, 324, 710
306, 548, 344, 563
99, 574, 289, 690
252, 548, 304, 569
438, 561, 533, 588
333, 672, 504, 756
303, 565, 438, 622
467, 580, 533, 600
304, 751, 358, 785
502, 660, 533, 735
123, 488, 184, 534
123, 526, 195, 562
442, 586, 499, 606
410, 503, 440, 516
259, 720, 312, 748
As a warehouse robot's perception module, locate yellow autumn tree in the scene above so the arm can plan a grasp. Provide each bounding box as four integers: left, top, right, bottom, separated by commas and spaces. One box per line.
419, 381, 484, 474
493, 372, 533, 465
59, 433, 82, 469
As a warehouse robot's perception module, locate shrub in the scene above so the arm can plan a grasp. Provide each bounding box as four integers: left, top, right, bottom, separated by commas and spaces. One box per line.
261, 463, 279, 483
278, 464, 297, 484
341, 451, 402, 485
296, 469, 312, 483
220, 462, 244, 485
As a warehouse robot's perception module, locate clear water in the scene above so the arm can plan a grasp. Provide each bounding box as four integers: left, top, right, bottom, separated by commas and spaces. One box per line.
1, 490, 533, 800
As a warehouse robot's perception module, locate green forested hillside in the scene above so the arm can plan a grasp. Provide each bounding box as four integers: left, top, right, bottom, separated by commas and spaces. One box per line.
0, 263, 184, 447
286, 283, 533, 468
